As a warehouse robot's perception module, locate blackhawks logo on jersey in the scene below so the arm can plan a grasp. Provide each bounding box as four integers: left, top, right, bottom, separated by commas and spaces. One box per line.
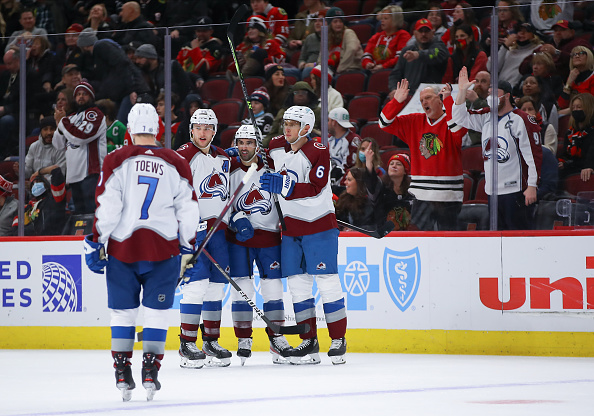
419, 132, 444, 159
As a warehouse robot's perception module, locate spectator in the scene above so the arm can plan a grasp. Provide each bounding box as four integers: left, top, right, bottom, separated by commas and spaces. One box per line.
517, 95, 558, 155
364, 151, 416, 231
155, 91, 182, 145
558, 93, 594, 180
28, 0, 55, 35
11, 167, 67, 236
250, 0, 290, 46
55, 23, 85, 70
5, 9, 48, 52
297, 13, 324, 80
380, 80, 466, 231
319, 7, 362, 75
519, 51, 564, 101
0, 175, 17, 236
161, 0, 208, 56
262, 63, 290, 117
134, 43, 191, 103
55, 64, 82, 93
176, 16, 224, 89
228, 16, 286, 78
441, 2, 481, 55
28, 35, 60, 93
287, 0, 329, 53
310, 65, 343, 111
113, 1, 160, 50
530, 0, 574, 33
335, 167, 375, 230
241, 88, 274, 137
362, 5, 411, 73
481, 0, 524, 53
444, 23, 487, 83
84, 3, 114, 39
558, 47, 594, 111
489, 22, 542, 90
78, 29, 150, 124
327, 107, 361, 188
95, 99, 126, 153
24, 116, 65, 180
54, 87, 75, 117
173, 93, 203, 149
425, 2, 450, 41
52, 80, 107, 214
519, 74, 559, 133
388, 18, 449, 100
0, 49, 23, 158
1, 0, 22, 40
532, 20, 592, 81
352, 137, 384, 176
461, 69, 490, 146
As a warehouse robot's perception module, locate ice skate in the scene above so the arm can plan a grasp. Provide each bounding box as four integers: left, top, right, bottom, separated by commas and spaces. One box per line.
268, 332, 292, 365
179, 338, 206, 369
113, 353, 135, 401
141, 353, 161, 401
289, 336, 320, 365
328, 337, 347, 365
237, 337, 253, 366
202, 337, 232, 367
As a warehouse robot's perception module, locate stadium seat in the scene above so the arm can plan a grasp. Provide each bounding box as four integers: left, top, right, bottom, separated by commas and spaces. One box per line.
201, 77, 232, 103
461, 145, 484, 176
366, 69, 391, 99
471, 175, 488, 203
211, 99, 244, 127
361, 0, 379, 16
219, 126, 240, 149
359, 121, 394, 149
348, 95, 380, 124
349, 23, 374, 45
332, 0, 361, 21
463, 173, 474, 202
62, 213, 95, 236
285, 75, 298, 85
231, 76, 264, 100
457, 203, 489, 231
563, 173, 594, 196
290, 50, 301, 67
334, 71, 367, 101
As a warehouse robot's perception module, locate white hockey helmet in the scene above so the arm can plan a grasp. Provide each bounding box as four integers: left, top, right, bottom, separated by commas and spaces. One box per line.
127, 103, 159, 136
283, 105, 315, 136
190, 108, 218, 135
234, 124, 261, 148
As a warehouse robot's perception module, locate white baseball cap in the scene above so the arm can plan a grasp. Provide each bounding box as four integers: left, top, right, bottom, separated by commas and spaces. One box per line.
328, 107, 354, 128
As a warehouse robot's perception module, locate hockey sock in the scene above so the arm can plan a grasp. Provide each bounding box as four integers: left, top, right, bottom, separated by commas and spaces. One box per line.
232, 277, 254, 338
293, 298, 317, 340
264, 299, 285, 336
323, 299, 347, 339
179, 303, 202, 342
202, 300, 222, 338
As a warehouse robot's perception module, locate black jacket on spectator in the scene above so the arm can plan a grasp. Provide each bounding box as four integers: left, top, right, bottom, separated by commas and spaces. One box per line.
113, 15, 160, 51
140, 58, 191, 103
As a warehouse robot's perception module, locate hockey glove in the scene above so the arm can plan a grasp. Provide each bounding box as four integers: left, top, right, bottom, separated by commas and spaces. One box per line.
229, 211, 254, 242
84, 234, 107, 274
224, 147, 239, 158
180, 222, 208, 282
259, 172, 295, 198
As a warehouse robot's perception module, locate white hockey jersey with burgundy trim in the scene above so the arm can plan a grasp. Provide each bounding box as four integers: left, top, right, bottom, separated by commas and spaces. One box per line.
177, 143, 230, 230
93, 145, 199, 263
267, 136, 337, 237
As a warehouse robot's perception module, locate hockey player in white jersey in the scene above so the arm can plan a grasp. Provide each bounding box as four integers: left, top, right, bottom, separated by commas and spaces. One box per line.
227, 124, 293, 365
84, 103, 201, 401
259, 106, 347, 365
177, 108, 233, 367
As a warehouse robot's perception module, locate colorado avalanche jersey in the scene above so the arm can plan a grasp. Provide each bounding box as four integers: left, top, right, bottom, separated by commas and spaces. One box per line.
177, 143, 230, 230
268, 136, 338, 236
53, 106, 107, 184
227, 157, 280, 248
93, 145, 199, 263
379, 96, 467, 202
451, 104, 542, 195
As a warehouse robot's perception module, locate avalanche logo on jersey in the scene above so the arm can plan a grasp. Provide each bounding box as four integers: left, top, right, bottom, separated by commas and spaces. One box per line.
236, 183, 272, 215
41, 254, 82, 312
383, 247, 421, 312
200, 168, 229, 199
277, 165, 299, 183
483, 136, 511, 163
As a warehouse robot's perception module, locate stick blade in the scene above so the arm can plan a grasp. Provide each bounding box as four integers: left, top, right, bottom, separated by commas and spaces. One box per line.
277, 323, 310, 335
227, 4, 250, 44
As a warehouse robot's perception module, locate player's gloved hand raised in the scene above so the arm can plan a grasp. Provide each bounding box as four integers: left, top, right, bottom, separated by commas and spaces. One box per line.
260, 172, 295, 198
84, 234, 107, 274
225, 147, 239, 158
229, 211, 254, 242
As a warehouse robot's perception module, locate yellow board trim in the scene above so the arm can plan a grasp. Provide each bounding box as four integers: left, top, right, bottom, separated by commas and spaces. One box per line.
2, 327, 594, 356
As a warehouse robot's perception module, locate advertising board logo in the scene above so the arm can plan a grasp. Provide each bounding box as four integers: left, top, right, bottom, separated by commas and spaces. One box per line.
338, 247, 379, 310
383, 247, 421, 311
42, 255, 82, 312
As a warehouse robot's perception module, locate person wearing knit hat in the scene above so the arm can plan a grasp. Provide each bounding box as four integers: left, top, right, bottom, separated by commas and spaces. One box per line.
248, 89, 270, 108
388, 153, 411, 175
262, 63, 290, 118
319, 6, 363, 74
0, 174, 17, 236
248, 16, 268, 35
134, 44, 158, 60
77, 28, 98, 51
241, 88, 274, 137
73, 79, 95, 101
309, 65, 343, 112
66, 23, 84, 33
265, 64, 284, 82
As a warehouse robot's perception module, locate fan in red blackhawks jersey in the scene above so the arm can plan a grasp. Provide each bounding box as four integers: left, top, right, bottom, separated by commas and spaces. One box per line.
250, 0, 290, 46
52, 80, 107, 214
379, 78, 467, 231
176, 108, 233, 368
225, 124, 293, 365
452, 67, 542, 230
259, 105, 347, 365
85, 104, 200, 401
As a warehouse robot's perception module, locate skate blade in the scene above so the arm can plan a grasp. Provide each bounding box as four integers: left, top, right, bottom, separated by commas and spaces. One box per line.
290, 353, 321, 365
271, 351, 291, 365
117, 386, 132, 402
239, 356, 248, 366
179, 356, 205, 369
204, 356, 231, 367
143, 382, 157, 401
330, 355, 346, 365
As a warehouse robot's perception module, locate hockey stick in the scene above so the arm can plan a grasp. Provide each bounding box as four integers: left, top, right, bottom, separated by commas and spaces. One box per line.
337, 219, 394, 239
227, 4, 287, 231
202, 248, 310, 335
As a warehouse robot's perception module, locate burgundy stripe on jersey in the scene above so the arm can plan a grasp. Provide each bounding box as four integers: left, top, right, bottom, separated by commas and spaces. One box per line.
107, 228, 180, 263
88, 136, 101, 175
282, 213, 338, 237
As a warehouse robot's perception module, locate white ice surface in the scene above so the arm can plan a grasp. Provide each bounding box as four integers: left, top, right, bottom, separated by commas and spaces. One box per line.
1, 350, 593, 416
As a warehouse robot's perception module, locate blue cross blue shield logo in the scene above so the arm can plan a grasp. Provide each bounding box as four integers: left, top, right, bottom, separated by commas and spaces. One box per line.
338, 247, 379, 310
383, 247, 421, 312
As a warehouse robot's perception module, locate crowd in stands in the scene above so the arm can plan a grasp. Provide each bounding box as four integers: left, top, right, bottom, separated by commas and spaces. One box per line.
2, 0, 594, 236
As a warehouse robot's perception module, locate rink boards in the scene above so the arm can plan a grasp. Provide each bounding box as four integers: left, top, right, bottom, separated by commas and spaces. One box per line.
1, 232, 594, 356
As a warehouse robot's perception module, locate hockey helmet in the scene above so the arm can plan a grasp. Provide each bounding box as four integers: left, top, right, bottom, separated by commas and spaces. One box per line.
283, 106, 315, 135
190, 108, 218, 135
127, 103, 159, 136
234, 124, 261, 148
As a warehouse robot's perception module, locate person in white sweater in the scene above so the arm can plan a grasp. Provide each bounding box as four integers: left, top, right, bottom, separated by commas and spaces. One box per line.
309, 65, 344, 112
